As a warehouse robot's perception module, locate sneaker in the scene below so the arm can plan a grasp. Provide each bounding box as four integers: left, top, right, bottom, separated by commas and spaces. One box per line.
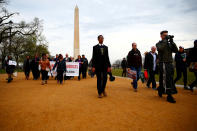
7, 78, 12, 83
184, 86, 189, 90
158, 90, 162, 97
146, 85, 150, 88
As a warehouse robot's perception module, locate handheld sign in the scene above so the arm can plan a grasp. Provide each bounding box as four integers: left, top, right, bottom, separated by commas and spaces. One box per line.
8, 60, 17, 66
127, 69, 137, 80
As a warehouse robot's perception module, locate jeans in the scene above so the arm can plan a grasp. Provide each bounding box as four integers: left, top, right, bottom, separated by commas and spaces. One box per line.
130, 67, 141, 89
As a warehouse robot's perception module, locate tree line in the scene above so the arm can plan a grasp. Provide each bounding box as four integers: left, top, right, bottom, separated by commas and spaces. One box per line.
0, 0, 49, 69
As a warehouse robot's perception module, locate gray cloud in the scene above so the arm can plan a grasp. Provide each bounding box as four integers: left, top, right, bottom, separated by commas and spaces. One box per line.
7, 0, 197, 62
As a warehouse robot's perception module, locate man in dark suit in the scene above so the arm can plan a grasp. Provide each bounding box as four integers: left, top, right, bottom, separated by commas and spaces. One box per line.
92, 35, 111, 98
144, 46, 158, 90
121, 58, 127, 77
31, 54, 40, 80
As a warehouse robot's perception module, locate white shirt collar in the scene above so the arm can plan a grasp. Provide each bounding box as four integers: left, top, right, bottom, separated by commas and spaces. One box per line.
150, 52, 156, 55
98, 43, 104, 46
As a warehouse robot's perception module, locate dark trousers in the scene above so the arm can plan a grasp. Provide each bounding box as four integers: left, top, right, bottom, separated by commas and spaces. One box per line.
41, 70, 48, 81
147, 70, 156, 88
96, 71, 108, 95
190, 72, 197, 88
82, 67, 87, 79
122, 68, 126, 77
24, 69, 30, 77
32, 69, 40, 79
57, 70, 64, 83
174, 67, 187, 86
158, 63, 177, 95
78, 68, 82, 80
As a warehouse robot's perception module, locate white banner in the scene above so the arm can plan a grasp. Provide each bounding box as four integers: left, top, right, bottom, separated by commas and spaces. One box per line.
66, 62, 79, 76
8, 60, 17, 66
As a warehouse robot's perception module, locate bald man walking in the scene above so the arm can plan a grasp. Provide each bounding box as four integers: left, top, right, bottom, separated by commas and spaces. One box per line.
144, 46, 158, 90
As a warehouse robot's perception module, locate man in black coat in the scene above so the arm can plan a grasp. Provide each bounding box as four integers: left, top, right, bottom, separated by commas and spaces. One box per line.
31, 54, 40, 80
92, 35, 111, 98
121, 58, 127, 77
23, 55, 31, 80
156, 30, 178, 103
144, 46, 158, 90
5, 56, 15, 83
174, 46, 188, 89
127, 43, 142, 92
187, 40, 197, 91
64, 54, 71, 62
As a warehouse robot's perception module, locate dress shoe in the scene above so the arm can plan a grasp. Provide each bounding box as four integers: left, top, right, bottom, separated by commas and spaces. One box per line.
189, 86, 193, 92
167, 95, 176, 103
103, 92, 107, 97
152, 87, 157, 90
158, 90, 162, 97
184, 86, 189, 90
98, 94, 102, 98
133, 88, 138, 92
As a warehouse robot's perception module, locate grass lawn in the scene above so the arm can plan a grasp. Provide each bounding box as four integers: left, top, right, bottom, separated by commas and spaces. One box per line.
112, 68, 196, 85
0, 69, 23, 74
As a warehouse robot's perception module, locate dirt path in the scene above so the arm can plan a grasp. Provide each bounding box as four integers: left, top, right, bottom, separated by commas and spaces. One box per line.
0, 73, 197, 131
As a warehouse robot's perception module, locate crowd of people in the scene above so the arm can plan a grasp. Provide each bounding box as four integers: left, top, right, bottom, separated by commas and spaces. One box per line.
4, 30, 197, 103
120, 31, 197, 103
21, 53, 89, 85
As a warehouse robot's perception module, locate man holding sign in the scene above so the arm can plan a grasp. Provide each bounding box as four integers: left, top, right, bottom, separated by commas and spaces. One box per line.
92, 35, 111, 98
6, 56, 16, 83
127, 43, 142, 92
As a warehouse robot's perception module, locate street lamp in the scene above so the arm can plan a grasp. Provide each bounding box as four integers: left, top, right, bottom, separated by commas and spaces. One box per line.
8, 20, 13, 55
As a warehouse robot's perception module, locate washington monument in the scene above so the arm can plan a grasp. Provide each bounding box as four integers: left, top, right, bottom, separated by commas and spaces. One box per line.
74, 5, 80, 59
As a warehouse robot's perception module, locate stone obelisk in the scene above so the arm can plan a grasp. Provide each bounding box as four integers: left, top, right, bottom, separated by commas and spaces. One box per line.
74, 5, 80, 59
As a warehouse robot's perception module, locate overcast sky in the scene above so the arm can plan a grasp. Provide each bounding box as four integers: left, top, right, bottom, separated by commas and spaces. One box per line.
7, 0, 197, 63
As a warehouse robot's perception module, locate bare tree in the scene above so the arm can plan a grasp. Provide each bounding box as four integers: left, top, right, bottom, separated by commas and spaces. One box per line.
0, 9, 40, 45
0, 8, 44, 68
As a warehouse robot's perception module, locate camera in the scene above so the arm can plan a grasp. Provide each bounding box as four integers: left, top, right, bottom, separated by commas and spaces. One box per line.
165, 35, 174, 40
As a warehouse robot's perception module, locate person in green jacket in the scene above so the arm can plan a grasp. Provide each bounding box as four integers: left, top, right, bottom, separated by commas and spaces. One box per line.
156, 30, 178, 103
